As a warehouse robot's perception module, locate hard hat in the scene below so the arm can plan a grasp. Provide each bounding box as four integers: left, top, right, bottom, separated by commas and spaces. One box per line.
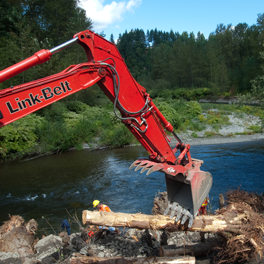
93, 200, 100, 207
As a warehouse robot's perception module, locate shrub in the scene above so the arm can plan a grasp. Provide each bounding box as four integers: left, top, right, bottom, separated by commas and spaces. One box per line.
153, 99, 182, 128
171, 99, 202, 119
207, 115, 221, 124
99, 124, 135, 147
198, 114, 205, 122
173, 88, 212, 100
237, 76, 264, 105
191, 132, 198, 138
36, 121, 75, 152
173, 88, 188, 99
65, 101, 89, 113
206, 111, 230, 126
185, 101, 202, 117
248, 125, 262, 133
158, 89, 174, 99
63, 111, 83, 129
188, 119, 206, 131
40, 101, 68, 121
204, 131, 217, 137
0, 114, 44, 157
148, 79, 171, 98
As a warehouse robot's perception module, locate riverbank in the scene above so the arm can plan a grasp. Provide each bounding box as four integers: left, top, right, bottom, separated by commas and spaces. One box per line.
1, 189, 263, 264
170, 133, 264, 146
169, 110, 264, 146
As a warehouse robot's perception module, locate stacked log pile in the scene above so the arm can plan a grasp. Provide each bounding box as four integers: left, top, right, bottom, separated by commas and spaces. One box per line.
83, 189, 264, 263
153, 190, 264, 263
0, 189, 263, 263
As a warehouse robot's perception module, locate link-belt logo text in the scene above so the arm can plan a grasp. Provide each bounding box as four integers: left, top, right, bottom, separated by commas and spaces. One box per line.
6, 81, 72, 114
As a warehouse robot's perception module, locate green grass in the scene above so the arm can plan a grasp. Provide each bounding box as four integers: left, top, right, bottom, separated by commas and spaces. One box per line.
248, 125, 262, 133
191, 132, 198, 138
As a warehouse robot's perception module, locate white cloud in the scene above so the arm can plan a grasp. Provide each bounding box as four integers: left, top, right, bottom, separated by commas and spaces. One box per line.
126, 0, 141, 11
79, 0, 142, 32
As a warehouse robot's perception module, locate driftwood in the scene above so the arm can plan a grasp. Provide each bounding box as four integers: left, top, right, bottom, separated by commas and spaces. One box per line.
83, 189, 264, 263
82, 209, 242, 233
159, 241, 220, 257
155, 189, 264, 263
70, 253, 195, 264
219, 193, 225, 209
0, 215, 38, 259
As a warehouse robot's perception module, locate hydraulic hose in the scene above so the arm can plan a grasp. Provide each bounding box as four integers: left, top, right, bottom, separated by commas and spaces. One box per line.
99, 61, 149, 133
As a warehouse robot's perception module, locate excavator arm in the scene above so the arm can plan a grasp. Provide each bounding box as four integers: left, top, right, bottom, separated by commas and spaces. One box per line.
0, 30, 212, 226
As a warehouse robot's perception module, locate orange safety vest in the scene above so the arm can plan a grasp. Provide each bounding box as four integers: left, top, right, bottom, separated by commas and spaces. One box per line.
199, 198, 208, 215
202, 199, 208, 207
98, 204, 111, 212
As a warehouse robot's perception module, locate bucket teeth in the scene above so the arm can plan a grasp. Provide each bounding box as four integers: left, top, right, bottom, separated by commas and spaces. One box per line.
129, 161, 141, 170
170, 202, 179, 219
130, 160, 163, 175
175, 208, 183, 222
135, 164, 143, 171
181, 215, 188, 225
164, 202, 194, 228
140, 166, 152, 174
146, 164, 162, 175
188, 217, 194, 228
134, 162, 148, 171
163, 204, 171, 215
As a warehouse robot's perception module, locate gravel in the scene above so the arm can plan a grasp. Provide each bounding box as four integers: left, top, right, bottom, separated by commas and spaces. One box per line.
174, 111, 264, 146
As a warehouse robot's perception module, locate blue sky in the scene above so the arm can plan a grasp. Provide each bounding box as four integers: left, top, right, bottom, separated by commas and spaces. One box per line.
79, 0, 264, 41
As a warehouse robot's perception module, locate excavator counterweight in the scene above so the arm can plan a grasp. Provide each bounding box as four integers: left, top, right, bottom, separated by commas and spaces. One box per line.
0, 30, 212, 226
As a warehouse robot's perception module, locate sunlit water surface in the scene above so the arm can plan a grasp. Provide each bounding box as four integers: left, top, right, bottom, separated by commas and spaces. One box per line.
0, 140, 263, 234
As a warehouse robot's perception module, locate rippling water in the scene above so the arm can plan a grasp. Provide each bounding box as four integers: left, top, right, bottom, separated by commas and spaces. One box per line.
0, 140, 263, 234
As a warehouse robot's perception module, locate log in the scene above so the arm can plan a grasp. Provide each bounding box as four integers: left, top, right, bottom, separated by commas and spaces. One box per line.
70, 253, 195, 264
159, 241, 220, 257
82, 210, 241, 233
0, 216, 38, 260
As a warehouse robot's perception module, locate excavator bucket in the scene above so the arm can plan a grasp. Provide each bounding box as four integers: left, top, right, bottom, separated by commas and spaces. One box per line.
165, 168, 212, 218
130, 158, 212, 224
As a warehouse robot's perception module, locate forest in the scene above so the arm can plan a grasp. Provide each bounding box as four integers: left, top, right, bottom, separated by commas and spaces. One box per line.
0, 0, 263, 161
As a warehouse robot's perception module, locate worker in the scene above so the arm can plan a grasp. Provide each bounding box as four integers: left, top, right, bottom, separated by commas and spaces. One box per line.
93, 200, 111, 212
93, 200, 121, 235
61, 219, 71, 235
199, 196, 209, 215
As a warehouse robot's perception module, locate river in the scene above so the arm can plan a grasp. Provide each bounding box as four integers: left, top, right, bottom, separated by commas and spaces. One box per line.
0, 140, 264, 235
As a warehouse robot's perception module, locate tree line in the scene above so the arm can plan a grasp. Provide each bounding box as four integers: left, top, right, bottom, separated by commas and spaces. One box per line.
115, 14, 264, 97
0, 0, 92, 90
1, 1, 263, 96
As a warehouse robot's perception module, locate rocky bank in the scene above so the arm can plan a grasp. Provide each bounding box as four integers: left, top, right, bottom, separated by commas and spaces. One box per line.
0, 215, 219, 264
1, 189, 264, 264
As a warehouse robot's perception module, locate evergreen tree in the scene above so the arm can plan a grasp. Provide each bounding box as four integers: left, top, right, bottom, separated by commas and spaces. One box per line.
117, 29, 148, 79
110, 33, 115, 43
22, 0, 92, 45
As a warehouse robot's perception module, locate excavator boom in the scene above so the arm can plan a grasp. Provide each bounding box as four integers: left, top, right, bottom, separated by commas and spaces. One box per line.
0, 30, 212, 226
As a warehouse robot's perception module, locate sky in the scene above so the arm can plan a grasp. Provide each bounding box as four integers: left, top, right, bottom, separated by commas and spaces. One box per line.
79, 0, 264, 41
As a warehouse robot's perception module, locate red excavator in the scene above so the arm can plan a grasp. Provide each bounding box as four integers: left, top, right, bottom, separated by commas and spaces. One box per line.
0, 30, 212, 227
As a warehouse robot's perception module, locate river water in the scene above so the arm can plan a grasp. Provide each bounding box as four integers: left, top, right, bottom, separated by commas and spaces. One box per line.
0, 140, 264, 235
